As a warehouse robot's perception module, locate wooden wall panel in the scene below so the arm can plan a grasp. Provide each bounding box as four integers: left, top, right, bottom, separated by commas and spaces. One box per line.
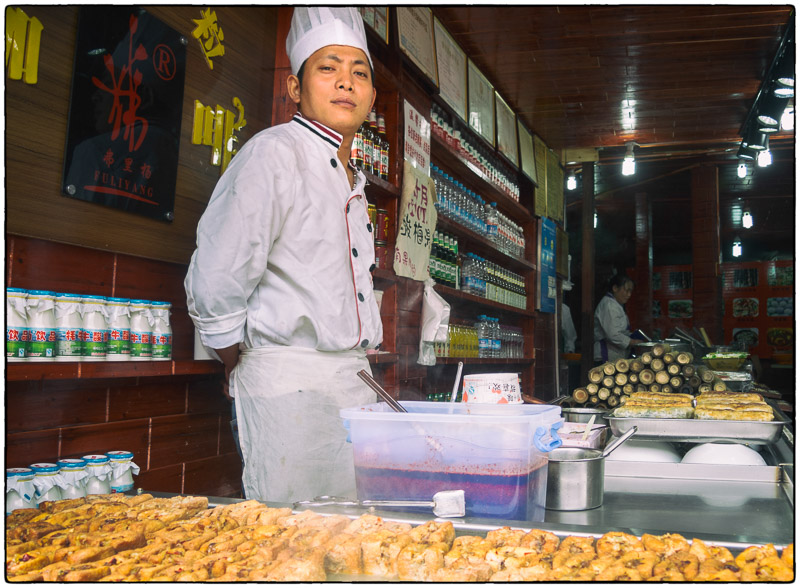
149, 413, 222, 469
6, 6, 277, 265
6, 380, 108, 433
136, 464, 184, 494
59, 419, 151, 462
6, 430, 61, 467
184, 454, 242, 497
108, 381, 188, 421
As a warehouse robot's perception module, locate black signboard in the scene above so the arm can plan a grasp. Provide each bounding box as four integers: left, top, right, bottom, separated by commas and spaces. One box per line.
62, 6, 186, 222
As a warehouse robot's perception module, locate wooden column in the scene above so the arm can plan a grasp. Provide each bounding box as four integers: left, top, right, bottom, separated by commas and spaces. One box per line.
580, 161, 595, 381
691, 165, 723, 343
634, 192, 653, 335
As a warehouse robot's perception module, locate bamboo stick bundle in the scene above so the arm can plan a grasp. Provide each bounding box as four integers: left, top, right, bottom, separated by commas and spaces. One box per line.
669, 375, 684, 389
572, 388, 589, 403
650, 357, 665, 372
661, 384, 673, 393
602, 362, 616, 376
688, 375, 702, 389
598, 387, 612, 400
638, 369, 655, 385
682, 364, 696, 378
652, 342, 670, 357
614, 372, 628, 386
663, 352, 676, 364
602, 376, 615, 389
607, 394, 620, 407
618, 395, 629, 405
641, 352, 653, 365
615, 358, 630, 373
586, 382, 599, 395
667, 363, 682, 376
612, 386, 623, 396
679, 384, 694, 395
622, 383, 634, 395
698, 383, 713, 393
588, 367, 604, 384
698, 366, 716, 383
628, 372, 639, 384
630, 359, 644, 373
635, 384, 648, 393
589, 395, 599, 405
655, 370, 671, 385
713, 380, 728, 392
676, 351, 693, 365
649, 383, 661, 393
595, 402, 609, 410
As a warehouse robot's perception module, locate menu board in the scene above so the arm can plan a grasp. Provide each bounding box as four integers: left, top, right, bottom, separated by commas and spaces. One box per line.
359, 7, 389, 43
517, 120, 537, 184
533, 135, 548, 217
495, 91, 518, 167
396, 7, 438, 87
467, 59, 494, 146
546, 149, 564, 222
433, 18, 467, 121
721, 260, 794, 358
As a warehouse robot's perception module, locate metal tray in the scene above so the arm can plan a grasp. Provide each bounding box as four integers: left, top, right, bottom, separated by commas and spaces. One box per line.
605, 403, 791, 445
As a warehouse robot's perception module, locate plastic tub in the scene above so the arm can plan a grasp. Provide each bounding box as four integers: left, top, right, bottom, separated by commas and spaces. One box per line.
340, 401, 563, 521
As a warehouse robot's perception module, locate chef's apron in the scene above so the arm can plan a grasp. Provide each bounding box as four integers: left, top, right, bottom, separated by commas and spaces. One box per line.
230, 346, 377, 503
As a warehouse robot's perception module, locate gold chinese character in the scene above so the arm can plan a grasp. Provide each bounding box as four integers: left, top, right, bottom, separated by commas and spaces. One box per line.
192, 8, 225, 70
192, 97, 247, 173
5, 6, 43, 84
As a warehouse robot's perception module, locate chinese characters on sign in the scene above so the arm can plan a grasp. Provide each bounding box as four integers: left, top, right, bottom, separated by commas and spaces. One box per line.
538, 217, 557, 313
192, 8, 225, 69
5, 6, 43, 84
192, 97, 247, 174
394, 160, 437, 281
403, 99, 431, 172
62, 7, 186, 221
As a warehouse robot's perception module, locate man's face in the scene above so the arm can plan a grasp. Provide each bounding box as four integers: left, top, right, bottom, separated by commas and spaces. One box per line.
613, 281, 634, 305
288, 45, 376, 137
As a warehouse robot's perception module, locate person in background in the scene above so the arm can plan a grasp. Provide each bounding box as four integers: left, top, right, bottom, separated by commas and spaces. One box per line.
593, 274, 641, 363
561, 302, 577, 354
185, 7, 381, 503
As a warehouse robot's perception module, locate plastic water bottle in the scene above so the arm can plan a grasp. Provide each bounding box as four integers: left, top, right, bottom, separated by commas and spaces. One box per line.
491, 318, 501, 358
476, 315, 490, 358
477, 256, 487, 298
486, 203, 499, 244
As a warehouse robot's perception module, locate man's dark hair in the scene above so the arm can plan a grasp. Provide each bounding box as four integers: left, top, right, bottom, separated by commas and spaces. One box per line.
296, 59, 375, 90
607, 274, 634, 292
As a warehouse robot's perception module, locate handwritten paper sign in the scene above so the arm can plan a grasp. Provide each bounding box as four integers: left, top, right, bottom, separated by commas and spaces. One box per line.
394, 160, 437, 281
403, 99, 431, 172
396, 6, 438, 86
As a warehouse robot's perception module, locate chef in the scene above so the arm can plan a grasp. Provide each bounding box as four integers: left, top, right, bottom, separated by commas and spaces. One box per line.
185, 7, 381, 503
593, 274, 637, 363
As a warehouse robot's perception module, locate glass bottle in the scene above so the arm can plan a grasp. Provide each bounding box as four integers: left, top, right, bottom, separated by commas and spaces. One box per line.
377, 112, 390, 180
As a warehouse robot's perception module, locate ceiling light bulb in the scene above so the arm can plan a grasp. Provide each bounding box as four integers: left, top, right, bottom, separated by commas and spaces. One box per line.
621, 156, 635, 176
757, 149, 772, 167
593, 212, 598, 228
732, 239, 743, 258
742, 210, 753, 229
567, 174, 577, 190
781, 107, 794, 130
737, 162, 748, 178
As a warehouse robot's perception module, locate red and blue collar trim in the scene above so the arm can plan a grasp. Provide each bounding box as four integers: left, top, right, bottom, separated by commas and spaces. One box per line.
292, 113, 342, 150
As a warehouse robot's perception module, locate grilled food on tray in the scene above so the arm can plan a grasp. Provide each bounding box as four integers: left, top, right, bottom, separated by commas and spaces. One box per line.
5, 493, 793, 582
612, 392, 695, 419
695, 392, 774, 421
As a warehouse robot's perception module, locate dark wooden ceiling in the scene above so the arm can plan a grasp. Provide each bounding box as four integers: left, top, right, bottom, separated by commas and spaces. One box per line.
432, 5, 795, 267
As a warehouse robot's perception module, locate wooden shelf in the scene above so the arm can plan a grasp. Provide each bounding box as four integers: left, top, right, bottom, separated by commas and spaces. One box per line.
433, 284, 535, 317
431, 133, 532, 223
433, 357, 535, 365
364, 171, 400, 199
368, 352, 399, 365
436, 215, 536, 273
373, 268, 397, 284
6, 359, 223, 381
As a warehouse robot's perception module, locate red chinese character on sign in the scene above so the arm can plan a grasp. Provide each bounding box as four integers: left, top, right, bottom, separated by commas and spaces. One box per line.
91, 15, 149, 152
123, 157, 134, 172
110, 330, 120, 340
65, 330, 77, 341
8, 329, 19, 341
132, 333, 140, 343
103, 149, 115, 167
48, 331, 56, 342
122, 330, 130, 341
35, 330, 45, 341
142, 334, 150, 344
93, 332, 102, 342
140, 162, 152, 179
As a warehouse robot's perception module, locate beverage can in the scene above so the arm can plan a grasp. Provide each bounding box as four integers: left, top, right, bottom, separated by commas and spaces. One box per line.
374, 240, 388, 269
376, 209, 390, 241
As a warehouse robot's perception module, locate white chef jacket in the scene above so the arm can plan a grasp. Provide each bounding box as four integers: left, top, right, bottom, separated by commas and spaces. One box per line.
185, 112, 383, 353
561, 303, 577, 353
593, 293, 631, 362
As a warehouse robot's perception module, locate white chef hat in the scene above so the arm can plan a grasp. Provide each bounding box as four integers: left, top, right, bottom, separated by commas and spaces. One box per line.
286, 6, 372, 76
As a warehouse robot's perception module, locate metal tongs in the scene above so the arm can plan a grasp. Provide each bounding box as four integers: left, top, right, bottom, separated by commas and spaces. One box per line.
294, 490, 466, 518
358, 369, 407, 413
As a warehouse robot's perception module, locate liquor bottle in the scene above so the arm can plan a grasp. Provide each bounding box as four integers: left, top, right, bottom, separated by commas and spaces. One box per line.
369, 110, 381, 176
351, 119, 365, 169
362, 116, 374, 173
377, 112, 390, 180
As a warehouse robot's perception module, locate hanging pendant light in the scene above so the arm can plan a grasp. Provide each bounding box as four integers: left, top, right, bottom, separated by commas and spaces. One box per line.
567, 174, 577, 191
742, 208, 754, 229
737, 161, 748, 178
732, 237, 743, 258
621, 142, 636, 176
757, 149, 772, 167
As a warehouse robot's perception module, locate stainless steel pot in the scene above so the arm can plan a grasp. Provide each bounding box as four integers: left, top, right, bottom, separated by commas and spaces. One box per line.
545, 447, 605, 511
561, 407, 609, 427
546, 427, 637, 511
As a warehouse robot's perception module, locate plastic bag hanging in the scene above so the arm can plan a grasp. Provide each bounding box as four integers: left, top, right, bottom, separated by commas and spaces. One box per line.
418, 278, 450, 366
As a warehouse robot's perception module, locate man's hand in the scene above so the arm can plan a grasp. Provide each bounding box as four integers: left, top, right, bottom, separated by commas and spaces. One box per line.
214, 344, 241, 402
